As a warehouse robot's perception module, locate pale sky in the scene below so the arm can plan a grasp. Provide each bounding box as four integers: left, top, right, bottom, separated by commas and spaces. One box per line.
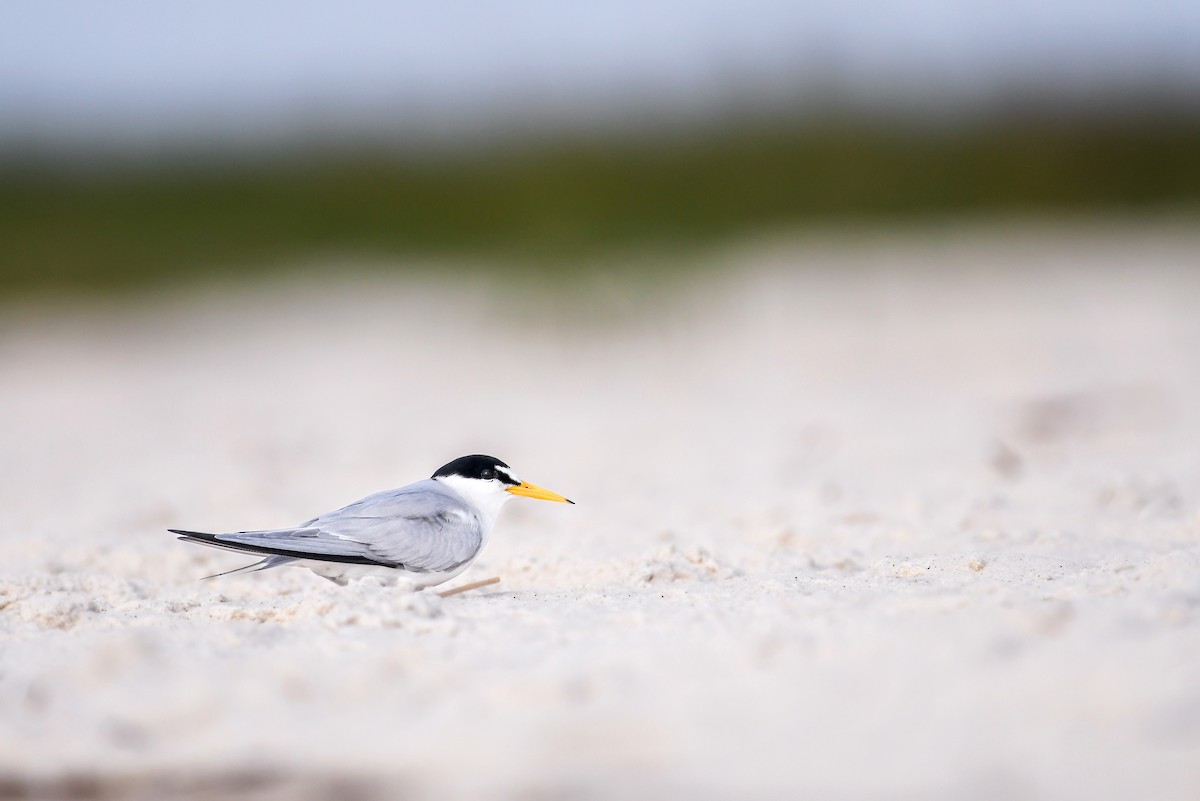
2, 0, 1197, 145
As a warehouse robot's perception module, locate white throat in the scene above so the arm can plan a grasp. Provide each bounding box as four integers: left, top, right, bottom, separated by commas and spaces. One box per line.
434, 475, 515, 525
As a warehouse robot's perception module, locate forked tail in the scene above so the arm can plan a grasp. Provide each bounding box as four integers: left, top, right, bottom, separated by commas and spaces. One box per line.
172, 529, 298, 579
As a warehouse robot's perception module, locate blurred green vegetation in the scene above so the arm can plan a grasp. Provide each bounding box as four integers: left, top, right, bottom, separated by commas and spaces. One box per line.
1, 118, 1198, 293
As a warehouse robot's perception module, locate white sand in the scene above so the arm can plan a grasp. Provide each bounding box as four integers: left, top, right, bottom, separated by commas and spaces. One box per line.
2, 223, 1199, 800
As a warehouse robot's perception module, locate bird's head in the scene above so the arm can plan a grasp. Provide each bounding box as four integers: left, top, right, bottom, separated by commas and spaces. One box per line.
432, 454, 573, 517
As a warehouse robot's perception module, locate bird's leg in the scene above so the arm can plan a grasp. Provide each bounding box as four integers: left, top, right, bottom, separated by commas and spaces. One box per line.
438, 577, 500, 598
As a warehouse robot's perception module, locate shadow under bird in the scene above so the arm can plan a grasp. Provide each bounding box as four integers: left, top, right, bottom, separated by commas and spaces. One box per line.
171, 455, 573, 588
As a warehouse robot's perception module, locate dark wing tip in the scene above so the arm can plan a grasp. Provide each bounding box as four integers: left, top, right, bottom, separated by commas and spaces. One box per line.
174, 528, 394, 568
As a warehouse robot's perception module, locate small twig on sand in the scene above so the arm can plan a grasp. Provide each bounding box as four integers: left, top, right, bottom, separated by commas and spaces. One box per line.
437, 576, 500, 598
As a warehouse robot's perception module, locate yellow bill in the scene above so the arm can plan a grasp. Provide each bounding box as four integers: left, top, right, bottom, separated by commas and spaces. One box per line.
507, 480, 574, 504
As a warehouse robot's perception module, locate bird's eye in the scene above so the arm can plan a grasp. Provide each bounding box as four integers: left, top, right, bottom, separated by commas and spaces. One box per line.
481, 469, 495, 480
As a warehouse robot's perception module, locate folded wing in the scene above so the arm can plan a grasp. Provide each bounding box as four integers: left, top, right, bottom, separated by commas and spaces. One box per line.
174, 481, 483, 574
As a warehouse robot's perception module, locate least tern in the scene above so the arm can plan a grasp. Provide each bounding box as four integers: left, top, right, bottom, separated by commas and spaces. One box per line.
171, 455, 572, 588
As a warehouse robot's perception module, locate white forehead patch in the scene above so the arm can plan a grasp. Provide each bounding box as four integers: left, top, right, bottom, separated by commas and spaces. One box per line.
495, 465, 520, 484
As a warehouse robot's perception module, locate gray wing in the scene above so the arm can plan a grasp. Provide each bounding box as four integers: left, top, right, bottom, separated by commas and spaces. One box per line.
176, 480, 483, 573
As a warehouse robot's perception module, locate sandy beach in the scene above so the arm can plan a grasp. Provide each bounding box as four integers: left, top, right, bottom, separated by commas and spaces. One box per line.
2, 223, 1198, 799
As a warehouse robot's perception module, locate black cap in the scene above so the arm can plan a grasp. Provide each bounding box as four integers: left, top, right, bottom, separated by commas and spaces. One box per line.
432, 455, 517, 485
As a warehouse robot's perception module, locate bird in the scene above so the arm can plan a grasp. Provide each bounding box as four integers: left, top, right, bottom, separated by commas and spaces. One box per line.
170, 455, 572, 588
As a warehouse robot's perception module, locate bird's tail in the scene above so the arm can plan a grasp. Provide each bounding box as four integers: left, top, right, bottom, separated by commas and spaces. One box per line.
201, 554, 296, 580
172, 529, 298, 580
